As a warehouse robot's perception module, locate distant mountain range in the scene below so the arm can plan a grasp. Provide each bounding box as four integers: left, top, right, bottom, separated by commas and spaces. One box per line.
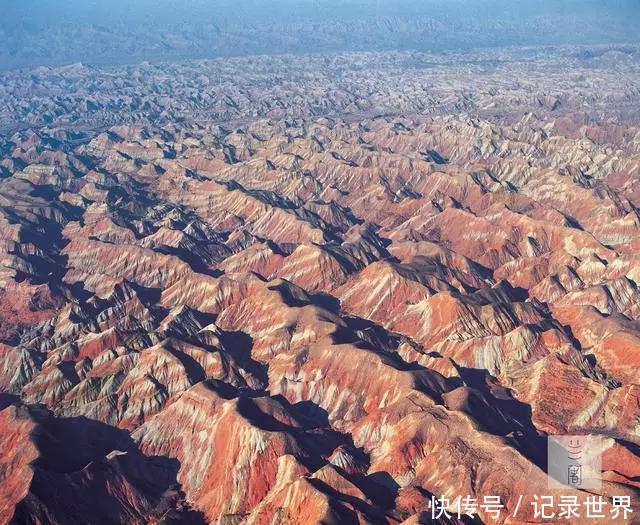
1, 0, 638, 69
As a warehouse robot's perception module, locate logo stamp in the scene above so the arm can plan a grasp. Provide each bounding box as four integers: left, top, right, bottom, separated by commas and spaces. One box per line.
547, 435, 604, 490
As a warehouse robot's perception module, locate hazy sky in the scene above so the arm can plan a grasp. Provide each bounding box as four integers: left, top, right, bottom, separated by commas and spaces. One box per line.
0, 0, 638, 69
2, 1, 638, 22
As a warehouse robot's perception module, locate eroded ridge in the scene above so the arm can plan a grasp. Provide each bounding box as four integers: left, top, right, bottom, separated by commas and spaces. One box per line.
1, 47, 640, 524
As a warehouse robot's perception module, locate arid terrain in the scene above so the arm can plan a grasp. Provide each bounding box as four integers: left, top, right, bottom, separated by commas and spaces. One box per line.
2, 1, 637, 70
2, 46, 640, 524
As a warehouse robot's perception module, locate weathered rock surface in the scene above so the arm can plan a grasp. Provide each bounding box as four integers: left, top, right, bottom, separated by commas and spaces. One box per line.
2, 47, 640, 524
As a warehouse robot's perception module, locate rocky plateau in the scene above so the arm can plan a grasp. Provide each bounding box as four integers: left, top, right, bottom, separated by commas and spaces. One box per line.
1, 46, 640, 524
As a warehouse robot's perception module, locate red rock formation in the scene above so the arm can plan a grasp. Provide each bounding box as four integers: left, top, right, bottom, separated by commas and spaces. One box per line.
2, 64, 640, 523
